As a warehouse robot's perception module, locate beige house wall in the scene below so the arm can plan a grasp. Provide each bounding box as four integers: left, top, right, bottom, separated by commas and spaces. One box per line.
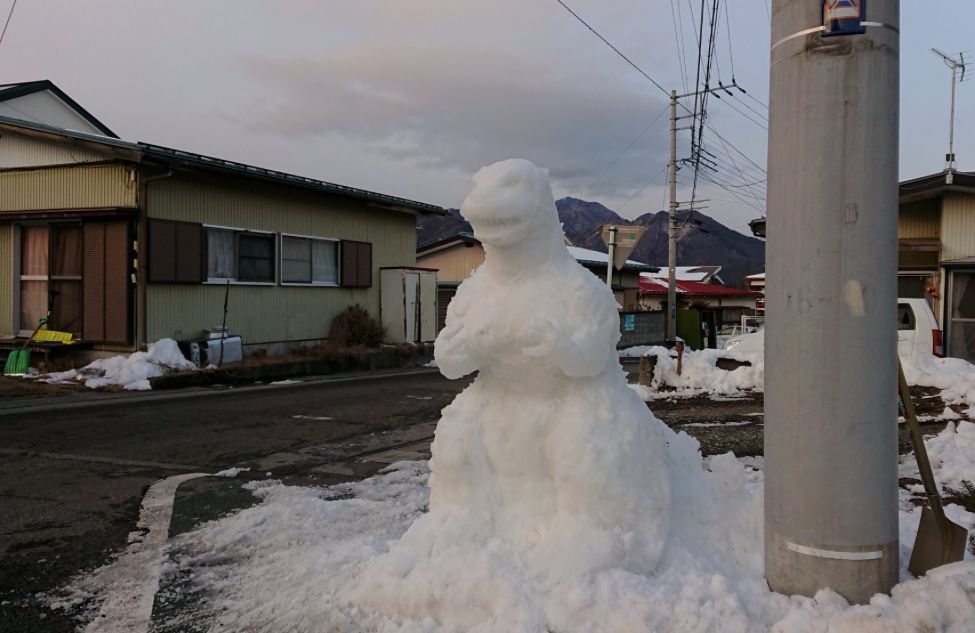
0, 223, 12, 336
940, 192, 975, 263
144, 175, 419, 345
416, 244, 485, 283
0, 163, 137, 212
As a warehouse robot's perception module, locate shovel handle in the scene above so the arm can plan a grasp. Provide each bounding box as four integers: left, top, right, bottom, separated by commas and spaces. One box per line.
898, 359, 948, 522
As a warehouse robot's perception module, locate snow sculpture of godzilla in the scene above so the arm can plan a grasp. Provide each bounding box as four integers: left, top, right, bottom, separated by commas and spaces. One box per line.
429, 159, 672, 578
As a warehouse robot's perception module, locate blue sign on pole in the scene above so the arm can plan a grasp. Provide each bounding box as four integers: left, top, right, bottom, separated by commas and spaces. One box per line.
623, 314, 636, 333
823, 0, 866, 37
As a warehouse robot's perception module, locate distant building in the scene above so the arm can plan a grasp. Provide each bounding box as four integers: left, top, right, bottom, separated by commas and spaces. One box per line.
416, 232, 655, 330
0, 80, 444, 357
643, 265, 725, 285
744, 272, 765, 293
897, 170, 975, 361
639, 274, 763, 328
749, 169, 975, 362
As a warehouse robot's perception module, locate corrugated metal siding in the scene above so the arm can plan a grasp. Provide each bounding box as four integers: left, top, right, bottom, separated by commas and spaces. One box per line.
416, 244, 485, 282
0, 224, 12, 335
0, 163, 137, 212
941, 193, 975, 262
0, 132, 107, 169
145, 176, 419, 344
898, 198, 940, 238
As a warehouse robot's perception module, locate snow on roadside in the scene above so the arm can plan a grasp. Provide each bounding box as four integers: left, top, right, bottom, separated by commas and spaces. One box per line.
901, 354, 975, 412
900, 421, 975, 489
31, 339, 195, 391
623, 345, 763, 397
54, 437, 975, 633
624, 347, 975, 414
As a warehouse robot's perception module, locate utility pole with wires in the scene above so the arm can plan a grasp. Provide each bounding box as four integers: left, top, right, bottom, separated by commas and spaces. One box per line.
666, 80, 743, 342
931, 48, 968, 183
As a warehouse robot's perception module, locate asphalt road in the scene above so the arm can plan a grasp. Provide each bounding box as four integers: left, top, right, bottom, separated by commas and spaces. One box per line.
0, 368, 467, 633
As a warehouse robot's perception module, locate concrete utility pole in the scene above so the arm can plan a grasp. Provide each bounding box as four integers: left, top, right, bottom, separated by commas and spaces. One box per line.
605, 225, 617, 288
667, 90, 678, 341
765, 0, 900, 603
666, 84, 725, 342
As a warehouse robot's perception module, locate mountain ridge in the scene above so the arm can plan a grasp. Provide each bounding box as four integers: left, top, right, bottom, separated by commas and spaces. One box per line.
417, 197, 765, 287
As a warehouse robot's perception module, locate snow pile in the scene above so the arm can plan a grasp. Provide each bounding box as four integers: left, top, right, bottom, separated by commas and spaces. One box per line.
34, 339, 195, 390
902, 354, 975, 412
625, 345, 764, 397
106, 450, 971, 633
901, 421, 975, 488
625, 346, 975, 410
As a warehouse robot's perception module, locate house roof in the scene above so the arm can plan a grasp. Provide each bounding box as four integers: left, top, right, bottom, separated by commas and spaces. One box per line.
639, 274, 763, 297
643, 265, 724, 284
899, 170, 975, 204
0, 80, 118, 138
416, 232, 656, 271
0, 115, 445, 216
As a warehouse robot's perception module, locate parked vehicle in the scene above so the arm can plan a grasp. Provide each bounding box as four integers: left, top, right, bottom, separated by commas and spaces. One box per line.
723, 298, 944, 358
716, 324, 761, 349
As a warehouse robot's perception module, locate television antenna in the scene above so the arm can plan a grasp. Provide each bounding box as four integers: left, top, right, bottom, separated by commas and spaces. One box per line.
931, 48, 968, 183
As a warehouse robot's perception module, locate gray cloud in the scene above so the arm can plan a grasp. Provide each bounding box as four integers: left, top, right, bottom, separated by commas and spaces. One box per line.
242, 39, 671, 199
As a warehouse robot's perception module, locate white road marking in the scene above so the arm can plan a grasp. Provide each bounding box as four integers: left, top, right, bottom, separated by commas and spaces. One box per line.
292, 414, 333, 420
83, 472, 210, 633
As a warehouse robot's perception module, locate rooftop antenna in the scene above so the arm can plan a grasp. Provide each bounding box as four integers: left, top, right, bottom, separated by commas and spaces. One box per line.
931, 48, 968, 184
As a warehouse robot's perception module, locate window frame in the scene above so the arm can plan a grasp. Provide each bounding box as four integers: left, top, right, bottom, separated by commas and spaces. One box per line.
279, 233, 341, 287
203, 224, 277, 286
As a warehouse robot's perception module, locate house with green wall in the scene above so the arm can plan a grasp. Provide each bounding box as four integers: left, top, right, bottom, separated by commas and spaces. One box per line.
0, 81, 444, 357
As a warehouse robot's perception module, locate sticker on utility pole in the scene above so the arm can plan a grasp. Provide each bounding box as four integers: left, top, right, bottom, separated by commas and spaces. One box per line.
823, 0, 866, 37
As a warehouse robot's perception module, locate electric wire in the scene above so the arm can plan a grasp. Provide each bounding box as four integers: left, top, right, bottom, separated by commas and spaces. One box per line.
552, 0, 669, 95
584, 103, 669, 195
0, 0, 18, 50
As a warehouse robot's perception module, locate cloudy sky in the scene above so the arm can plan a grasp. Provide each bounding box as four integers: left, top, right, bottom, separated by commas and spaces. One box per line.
1, 1, 972, 235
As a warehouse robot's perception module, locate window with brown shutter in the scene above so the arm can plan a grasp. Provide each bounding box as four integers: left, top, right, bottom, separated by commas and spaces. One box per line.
83, 220, 131, 344
341, 240, 372, 288
148, 219, 204, 283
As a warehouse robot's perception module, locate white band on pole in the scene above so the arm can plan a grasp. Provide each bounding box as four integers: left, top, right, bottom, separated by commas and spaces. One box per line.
786, 541, 884, 561
771, 22, 899, 52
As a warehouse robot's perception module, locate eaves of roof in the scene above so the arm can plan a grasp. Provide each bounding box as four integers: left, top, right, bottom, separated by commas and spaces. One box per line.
0, 116, 445, 216
0, 80, 118, 138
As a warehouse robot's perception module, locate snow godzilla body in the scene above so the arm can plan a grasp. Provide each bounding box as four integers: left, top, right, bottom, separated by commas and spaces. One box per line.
430, 159, 672, 578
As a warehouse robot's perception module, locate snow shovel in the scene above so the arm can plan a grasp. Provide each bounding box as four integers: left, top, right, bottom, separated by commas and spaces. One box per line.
897, 360, 969, 576
3, 314, 49, 377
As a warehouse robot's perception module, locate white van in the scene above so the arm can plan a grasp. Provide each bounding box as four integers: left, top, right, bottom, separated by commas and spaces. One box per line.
724, 298, 943, 358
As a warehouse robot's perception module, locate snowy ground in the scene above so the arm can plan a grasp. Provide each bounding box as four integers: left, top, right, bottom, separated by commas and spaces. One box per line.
27, 338, 195, 391
623, 346, 975, 417
51, 421, 975, 633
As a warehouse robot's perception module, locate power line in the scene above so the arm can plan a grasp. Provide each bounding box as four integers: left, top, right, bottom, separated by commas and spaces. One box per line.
552, 0, 668, 95
584, 103, 669, 195
669, 0, 689, 93
0, 0, 18, 50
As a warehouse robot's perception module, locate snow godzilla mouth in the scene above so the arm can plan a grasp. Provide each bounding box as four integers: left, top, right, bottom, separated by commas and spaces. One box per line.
473, 217, 523, 231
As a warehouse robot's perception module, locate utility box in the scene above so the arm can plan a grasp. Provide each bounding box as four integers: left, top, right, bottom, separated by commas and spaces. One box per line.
380, 268, 438, 343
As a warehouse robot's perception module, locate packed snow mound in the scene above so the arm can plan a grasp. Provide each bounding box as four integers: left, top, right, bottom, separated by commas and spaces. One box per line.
624, 345, 763, 396
901, 421, 975, 489
625, 346, 975, 411
119, 456, 975, 633
33, 338, 195, 390
902, 354, 975, 411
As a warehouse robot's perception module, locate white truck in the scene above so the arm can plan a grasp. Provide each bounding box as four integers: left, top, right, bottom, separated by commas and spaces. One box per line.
724, 298, 944, 358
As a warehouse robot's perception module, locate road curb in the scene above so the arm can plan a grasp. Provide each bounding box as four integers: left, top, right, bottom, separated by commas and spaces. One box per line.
148, 347, 434, 390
